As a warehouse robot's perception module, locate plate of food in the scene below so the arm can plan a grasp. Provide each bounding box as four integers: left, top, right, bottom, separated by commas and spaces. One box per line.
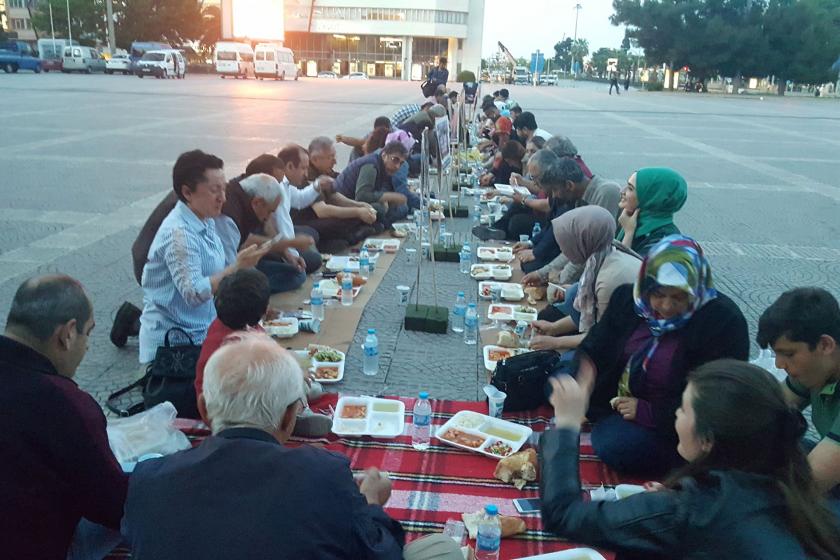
494, 184, 531, 197
326, 254, 378, 272
477, 247, 514, 262
512, 305, 539, 322
492, 264, 512, 281
479, 281, 524, 301
470, 264, 494, 280
318, 278, 361, 300
331, 396, 406, 438
482, 345, 531, 371
261, 317, 299, 339
362, 238, 401, 253
487, 304, 515, 321
435, 410, 532, 458
307, 345, 346, 383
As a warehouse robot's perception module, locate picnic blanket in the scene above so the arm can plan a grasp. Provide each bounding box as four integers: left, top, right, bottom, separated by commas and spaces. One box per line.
108, 395, 643, 560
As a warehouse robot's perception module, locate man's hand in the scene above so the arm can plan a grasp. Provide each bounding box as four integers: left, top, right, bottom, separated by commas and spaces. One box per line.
316, 176, 336, 197
512, 241, 532, 253
235, 243, 270, 270
518, 249, 535, 263
356, 206, 378, 224
289, 235, 315, 251
381, 192, 407, 206
618, 209, 638, 234
358, 467, 392, 506
294, 255, 306, 272
521, 271, 546, 288
510, 172, 525, 185
335, 134, 345, 144
549, 376, 589, 430
612, 396, 639, 421
531, 319, 558, 336
512, 192, 525, 206
479, 173, 493, 186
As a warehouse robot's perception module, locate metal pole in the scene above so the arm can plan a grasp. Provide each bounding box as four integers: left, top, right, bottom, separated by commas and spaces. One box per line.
570, 3, 581, 77
49, 2, 56, 46
105, 0, 116, 54
66, 0, 71, 44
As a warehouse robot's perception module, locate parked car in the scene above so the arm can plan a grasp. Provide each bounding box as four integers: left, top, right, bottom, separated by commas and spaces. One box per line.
62, 46, 106, 73
317, 71, 338, 79
0, 48, 42, 73
343, 72, 368, 80
41, 58, 62, 72
539, 74, 557, 86
135, 49, 186, 79
106, 54, 132, 75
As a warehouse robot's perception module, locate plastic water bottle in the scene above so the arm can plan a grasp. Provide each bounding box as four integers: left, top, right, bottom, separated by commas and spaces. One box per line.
464, 303, 478, 345
310, 282, 325, 321
412, 391, 432, 450
363, 328, 379, 376
459, 248, 469, 274
439, 221, 446, 241
473, 201, 481, 227
341, 268, 353, 306
463, 241, 472, 264
359, 248, 370, 280
475, 504, 501, 560
531, 221, 542, 241
452, 292, 467, 333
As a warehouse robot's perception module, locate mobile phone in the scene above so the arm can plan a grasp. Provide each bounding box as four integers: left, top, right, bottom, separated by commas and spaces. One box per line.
512, 498, 541, 514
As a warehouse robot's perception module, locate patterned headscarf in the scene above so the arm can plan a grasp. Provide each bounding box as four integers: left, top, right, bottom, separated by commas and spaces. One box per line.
629, 235, 717, 374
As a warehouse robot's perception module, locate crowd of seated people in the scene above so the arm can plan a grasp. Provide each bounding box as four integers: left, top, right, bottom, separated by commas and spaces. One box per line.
6, 83, 840, 560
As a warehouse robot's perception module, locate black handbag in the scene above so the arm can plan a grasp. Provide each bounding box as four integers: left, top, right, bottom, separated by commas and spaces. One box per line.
106, 328, 201, 418
491, 350, 561, 412
421, 80, 437, 97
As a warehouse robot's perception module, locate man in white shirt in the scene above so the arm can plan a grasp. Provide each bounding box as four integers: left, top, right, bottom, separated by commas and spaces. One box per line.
513, 111, 553, 143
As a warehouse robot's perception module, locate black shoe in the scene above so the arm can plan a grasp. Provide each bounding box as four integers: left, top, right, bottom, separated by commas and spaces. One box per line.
471, 225, 506, 241
318, 238, 350, 255
110, 302, 141, 348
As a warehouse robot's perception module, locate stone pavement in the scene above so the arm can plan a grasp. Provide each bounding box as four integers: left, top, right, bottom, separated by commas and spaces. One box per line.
1, 74, 839, 410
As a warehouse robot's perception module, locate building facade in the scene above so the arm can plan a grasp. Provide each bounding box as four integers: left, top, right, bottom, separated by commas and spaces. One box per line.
3, 0, 37, 42
221, 0, 484, 80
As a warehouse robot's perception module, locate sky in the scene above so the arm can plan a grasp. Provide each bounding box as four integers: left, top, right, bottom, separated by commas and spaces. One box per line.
481, 0, 627, 59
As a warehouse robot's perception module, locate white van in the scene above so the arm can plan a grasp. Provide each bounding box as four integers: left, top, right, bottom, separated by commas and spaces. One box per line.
254, 43, 298, 81
215, 42, 254, 79
62, 46, 106, 73
135, 49, 186, 79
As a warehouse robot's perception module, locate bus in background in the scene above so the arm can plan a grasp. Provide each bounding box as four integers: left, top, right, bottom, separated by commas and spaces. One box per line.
254, 43, 298, 81
37, 38, 78, 72
129, 41, 171, 71
214, 42, 254, 79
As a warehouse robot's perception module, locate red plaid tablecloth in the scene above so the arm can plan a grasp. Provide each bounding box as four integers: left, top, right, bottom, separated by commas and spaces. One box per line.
109, 395, 644, 560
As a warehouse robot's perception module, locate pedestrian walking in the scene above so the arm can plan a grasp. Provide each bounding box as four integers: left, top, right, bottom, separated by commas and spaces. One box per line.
609, 69, 620, 95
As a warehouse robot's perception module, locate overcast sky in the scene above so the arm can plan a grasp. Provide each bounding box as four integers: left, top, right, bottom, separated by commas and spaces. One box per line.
482, 0, 626, 59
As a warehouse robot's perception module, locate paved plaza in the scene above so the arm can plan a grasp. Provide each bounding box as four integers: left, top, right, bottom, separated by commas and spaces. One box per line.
1, 74, 839, 407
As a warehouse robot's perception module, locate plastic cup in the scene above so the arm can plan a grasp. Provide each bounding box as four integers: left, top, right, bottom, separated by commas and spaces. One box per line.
519, 234, 530, 243
487, 390, 507, 418
441, 232, 453, 249
405, 248, 417, 264
299, 318, 321, 333
397, 285, 410, 306
421, 242, 431, 259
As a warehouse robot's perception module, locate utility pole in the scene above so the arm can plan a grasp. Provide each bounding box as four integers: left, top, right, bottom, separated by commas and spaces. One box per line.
49, 2, 56, 47
66, 0, 71, 44
105, 0, 116, 54
570, 3, 582, 77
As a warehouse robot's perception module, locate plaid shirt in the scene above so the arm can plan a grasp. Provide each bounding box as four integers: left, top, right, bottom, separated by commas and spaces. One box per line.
390, 104, 421, 127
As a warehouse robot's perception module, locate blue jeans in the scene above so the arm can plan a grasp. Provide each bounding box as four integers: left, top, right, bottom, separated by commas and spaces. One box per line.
591, 413, 683, 476
66, 519, 123, 560
255, 257, 306, 293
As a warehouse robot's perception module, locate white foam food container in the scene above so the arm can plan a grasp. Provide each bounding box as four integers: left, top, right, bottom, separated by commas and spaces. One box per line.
494, 184, 532, 197
326, 254, 380, 272
331, 396, 406, 438
318, 279, 361, 300
362, 238, 401, 253
483, 345, 531, 371
478, 281, 524, 301
310, 348, 346, 384
477, 246, 514, 262
511, 305, 539, 322
487, 303, 515, 321
615, 484, 646, 499
435, 410, 532, 459
261, 317, 299, 339
513, 549, 607, 560
470, 264, 494, 280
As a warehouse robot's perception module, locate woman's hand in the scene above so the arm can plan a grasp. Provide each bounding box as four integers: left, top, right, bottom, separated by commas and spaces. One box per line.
512, 241, 532, 253
529, 335, 562, 351
549, 375, 589, 430
518, 249, 535, 263
612, 396, 639, 420
530, 319, 558, 336
618, 209, 639, 235
520, 271, 546, 287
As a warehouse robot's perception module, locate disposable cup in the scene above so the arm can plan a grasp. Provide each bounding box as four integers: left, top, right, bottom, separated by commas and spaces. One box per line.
519, 234, 530, 243
405, 248, 417, 264
397, 285, 411, 306
487, 390, 507, 418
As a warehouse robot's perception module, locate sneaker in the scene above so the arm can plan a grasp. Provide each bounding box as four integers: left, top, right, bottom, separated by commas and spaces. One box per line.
471, 225, 506, 241
110, 302, 142, 348
293, 408, 333, 438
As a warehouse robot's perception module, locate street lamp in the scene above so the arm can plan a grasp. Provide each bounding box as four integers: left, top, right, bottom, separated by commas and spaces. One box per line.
570, 3, 582, 77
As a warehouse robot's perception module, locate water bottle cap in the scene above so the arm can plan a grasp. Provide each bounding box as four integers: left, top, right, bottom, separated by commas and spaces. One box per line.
485, 504, 498, 515
313, 282, 320, 288
418, 391, 429, 399
368, 328, 375, 334
468, 302, 477, 308
457, 291, 465, 296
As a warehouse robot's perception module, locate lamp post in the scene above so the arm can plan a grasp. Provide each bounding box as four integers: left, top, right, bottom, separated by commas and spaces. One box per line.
66, 0, 71, 43
105, 0, 116, 54
570, 3, 582, 77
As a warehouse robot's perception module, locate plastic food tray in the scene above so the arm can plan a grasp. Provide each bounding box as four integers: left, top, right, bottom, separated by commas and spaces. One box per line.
362, 238, 401, 253
318, 279, 361, 300
261, 317, 299, 339
479, 281, 524, 301
513, 549, 607, 560
494, 184, 532, 197
482, 345, 531, 371
435, 410, 532, 459
470, 264, 512, 281
332, 396, 406, 438
309, 349, 346, 384
477, 246, 514, 262
326, 254, 380, 272
487, 303, 538, 322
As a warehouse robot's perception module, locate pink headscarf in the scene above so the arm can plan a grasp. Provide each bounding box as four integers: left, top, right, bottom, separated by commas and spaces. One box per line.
386, 130, 416, 152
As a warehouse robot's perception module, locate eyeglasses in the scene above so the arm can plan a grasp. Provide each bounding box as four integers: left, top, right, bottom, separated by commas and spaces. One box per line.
388, 156, 406, 165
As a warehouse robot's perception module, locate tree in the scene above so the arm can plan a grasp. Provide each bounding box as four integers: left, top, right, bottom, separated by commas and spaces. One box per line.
762, 0, 840, 94
198, 4, 221, 59
32, 0, 108, 45
515, 56, 528, 67
115, 0, 204, 49
553, 37, 573, 71
590, 47, 634, 78
570, 38, 588, 73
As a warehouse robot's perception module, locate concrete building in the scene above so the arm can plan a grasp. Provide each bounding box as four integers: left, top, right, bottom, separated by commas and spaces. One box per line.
3, 0, 37, 42
220, 0, 484, 80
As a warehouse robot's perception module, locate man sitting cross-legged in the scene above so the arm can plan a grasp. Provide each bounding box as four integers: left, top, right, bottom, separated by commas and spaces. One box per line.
122, 331, 464, 560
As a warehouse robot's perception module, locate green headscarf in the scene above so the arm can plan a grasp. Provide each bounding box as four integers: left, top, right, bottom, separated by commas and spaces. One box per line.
619, 167, 688, 240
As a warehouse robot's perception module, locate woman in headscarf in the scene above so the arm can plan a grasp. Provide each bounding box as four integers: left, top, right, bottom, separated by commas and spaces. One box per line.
617, 168, 687, 256
575, 235, 749, 475
530, 207, 641, 353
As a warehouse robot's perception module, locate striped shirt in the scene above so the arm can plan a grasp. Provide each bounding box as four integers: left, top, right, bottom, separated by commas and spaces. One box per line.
390, 104, 421, 127
139, 201, 229, 363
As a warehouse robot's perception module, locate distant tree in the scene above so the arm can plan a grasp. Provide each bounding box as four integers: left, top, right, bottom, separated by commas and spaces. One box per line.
115, 0, 203, 49
590, 47, 634, 78
515, 56, 528, 67
198, 3, 221, 54
570, 38, 588, 73
553, 37, 573, 71
32, 0, 107, 45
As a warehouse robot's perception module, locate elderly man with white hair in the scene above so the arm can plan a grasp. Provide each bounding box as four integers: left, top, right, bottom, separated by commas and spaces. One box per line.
121, 332, 407, 559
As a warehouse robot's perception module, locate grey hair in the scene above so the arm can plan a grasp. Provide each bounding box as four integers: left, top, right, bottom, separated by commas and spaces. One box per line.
529, 148, 559, 179
541, 157, 584, 190
203, 332, 307, 434
238, 173, 282, 205
308, 136, 334, 156
6, 274, 91, 341
546, 135, 578, 157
